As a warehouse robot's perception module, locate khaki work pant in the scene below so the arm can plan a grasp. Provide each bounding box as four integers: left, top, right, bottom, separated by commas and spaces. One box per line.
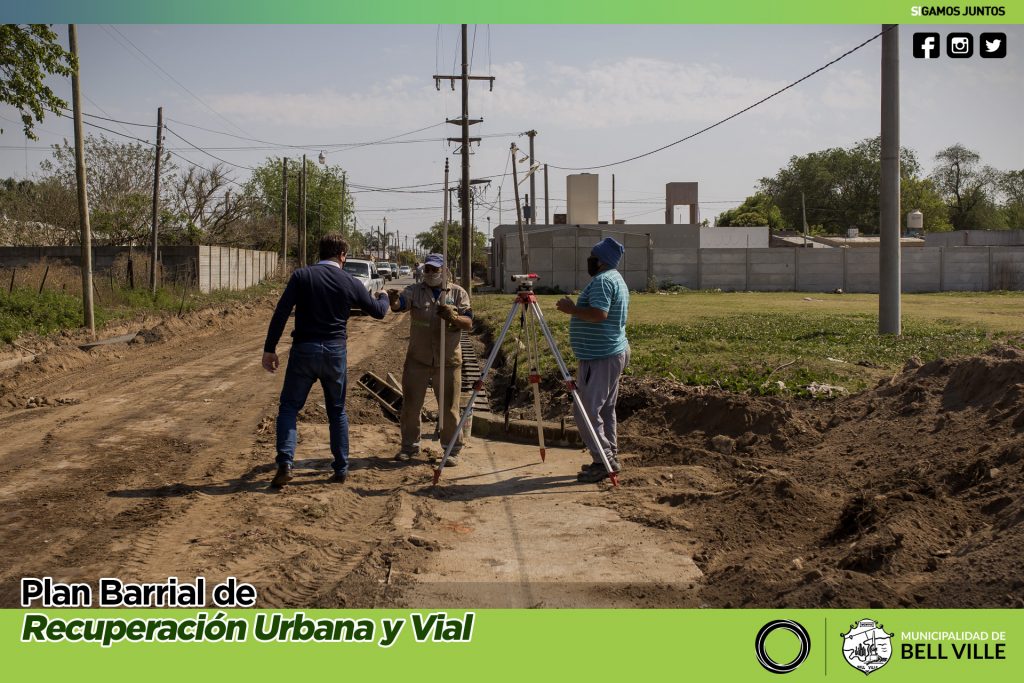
400, 358, 462, 454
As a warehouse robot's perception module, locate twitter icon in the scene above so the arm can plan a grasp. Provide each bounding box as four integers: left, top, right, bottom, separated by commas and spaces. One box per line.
980, 32, 1007, 58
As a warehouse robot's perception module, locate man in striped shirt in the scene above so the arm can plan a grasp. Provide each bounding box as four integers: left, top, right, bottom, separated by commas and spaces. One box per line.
555, 237, 631, 483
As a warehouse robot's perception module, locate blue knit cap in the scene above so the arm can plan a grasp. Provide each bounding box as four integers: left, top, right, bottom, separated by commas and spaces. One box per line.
591, 237, 624, 269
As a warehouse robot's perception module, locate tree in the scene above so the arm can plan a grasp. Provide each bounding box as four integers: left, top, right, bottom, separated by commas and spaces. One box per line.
998, 169, 1024, 229
41, 133, 176, 245
0, 176, 77, 245
716, 192, 785, 229
165, 163, 253, 245
415, 219, 487, 272
759, 137, 921, 234
931, 143, 1004, 230
243, 157, 354, 257
0, 25, 76, 140
901, 176, 952, 232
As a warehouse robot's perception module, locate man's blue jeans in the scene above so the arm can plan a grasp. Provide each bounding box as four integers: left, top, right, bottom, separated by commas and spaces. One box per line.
275, 341, 349, 475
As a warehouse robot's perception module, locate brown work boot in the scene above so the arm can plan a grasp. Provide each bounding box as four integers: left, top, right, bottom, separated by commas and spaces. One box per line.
271, 464, 293, 488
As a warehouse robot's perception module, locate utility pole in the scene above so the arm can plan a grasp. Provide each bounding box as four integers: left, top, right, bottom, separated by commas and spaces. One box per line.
527, 130, 537, 224
434, 24, 495, 291
543, 164, 549, 225
69, 25, 94, 336
612, 173, 616, 224
280, 157, 288, 273
340, 171, 346, 237
383, 216, 388, 258
879, 23, 901, 335
511, 143, 529, 274
149, 106, 163, 293
298, 155, 307, 266
498, 186, 502, 226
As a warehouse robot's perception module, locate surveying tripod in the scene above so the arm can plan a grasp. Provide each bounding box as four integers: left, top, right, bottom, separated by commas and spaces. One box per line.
432, 274, 620, 487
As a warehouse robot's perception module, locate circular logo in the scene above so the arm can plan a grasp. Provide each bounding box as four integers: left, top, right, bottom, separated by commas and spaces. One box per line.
755, 620, 812, 674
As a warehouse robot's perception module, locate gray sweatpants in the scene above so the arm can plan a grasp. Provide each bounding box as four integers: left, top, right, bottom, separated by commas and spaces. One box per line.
572, 345, 630, 466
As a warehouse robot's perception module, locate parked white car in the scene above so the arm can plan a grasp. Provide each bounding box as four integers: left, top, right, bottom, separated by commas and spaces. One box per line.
376, 262, 393, 281
399, 265, 411, 276
344, 258, 384, 298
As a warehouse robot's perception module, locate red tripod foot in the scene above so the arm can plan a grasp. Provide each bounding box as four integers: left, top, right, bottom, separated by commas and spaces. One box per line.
609, 472, 619, 488
431, 468, 441, 487
539, 447, 546, 462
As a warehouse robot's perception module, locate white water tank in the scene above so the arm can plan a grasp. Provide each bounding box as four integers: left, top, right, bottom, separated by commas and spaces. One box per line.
907, 210, 924, 230
567, 174, 598, 225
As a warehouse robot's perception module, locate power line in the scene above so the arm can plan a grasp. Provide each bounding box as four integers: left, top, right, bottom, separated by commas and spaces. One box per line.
103, 24, 255, 139
162, 125, 257, 172
548, 26, 892, 171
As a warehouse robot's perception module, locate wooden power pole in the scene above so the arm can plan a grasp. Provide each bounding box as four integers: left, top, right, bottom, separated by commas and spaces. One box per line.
434, 24, 495, 290
69, 25, 94, 336
280, 157, 288, 273
299, 154, 307, 266
527, 130, 537, 224
149, 106, 163, 293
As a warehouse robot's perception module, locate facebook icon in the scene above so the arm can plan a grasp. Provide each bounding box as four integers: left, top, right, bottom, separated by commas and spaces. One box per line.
913, 32, 940, 59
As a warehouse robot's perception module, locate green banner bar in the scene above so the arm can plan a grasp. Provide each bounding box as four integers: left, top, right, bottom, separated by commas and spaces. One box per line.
5, 609, 1023, 681
2, 0, 1022, 23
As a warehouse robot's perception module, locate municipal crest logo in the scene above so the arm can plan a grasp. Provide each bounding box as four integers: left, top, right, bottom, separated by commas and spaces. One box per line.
841, 619, 893, 675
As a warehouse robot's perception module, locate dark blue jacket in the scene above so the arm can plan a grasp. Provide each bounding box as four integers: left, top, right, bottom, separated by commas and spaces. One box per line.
264, 262, 388, 353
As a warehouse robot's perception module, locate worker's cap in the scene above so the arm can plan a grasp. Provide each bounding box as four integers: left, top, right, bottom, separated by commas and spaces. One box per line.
424, 253, 445, 268
591, 237, 625, 268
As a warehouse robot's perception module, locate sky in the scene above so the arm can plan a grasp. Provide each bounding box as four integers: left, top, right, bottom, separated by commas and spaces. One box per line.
1, 23, 1022, 247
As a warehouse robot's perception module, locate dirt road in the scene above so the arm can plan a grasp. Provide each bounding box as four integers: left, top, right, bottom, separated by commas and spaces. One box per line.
2, 299, 1021, 609
0, 301, 699, 608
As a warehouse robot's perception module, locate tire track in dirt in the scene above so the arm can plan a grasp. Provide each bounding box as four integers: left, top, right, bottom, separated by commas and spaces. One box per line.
0, 307, 407, 606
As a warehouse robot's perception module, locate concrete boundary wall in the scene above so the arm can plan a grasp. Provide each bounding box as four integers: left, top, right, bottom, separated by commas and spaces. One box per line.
497, 236, 1024, 293
0, 245, 278, 293
197, 246, 278, 293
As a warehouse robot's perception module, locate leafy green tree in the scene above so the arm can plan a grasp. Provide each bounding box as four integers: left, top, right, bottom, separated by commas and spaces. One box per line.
931, 143, 1004, 230
40, 133, 175, 245
998, 169, 1024, 229
0, 24, 75, 140
416, 219, 487, 273
244, 157, 354, 258
901, 176, 951, 232
759, 137, 921, 234
716, 192, 785, 229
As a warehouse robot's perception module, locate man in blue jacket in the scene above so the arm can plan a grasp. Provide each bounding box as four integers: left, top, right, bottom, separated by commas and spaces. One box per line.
263, 234, 390, 488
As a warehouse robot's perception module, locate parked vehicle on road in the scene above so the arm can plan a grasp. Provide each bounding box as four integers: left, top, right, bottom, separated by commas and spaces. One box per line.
376, 262, 393, 281
390, 263, 400, 278
344, 258, 384, 298
399, 265, 411, 276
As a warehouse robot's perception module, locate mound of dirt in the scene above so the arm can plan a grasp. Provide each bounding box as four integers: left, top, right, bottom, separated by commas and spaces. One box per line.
604, 345, 1024, 608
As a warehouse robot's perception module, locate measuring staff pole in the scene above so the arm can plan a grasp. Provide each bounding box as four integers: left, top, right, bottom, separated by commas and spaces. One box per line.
439, 158, 450, 437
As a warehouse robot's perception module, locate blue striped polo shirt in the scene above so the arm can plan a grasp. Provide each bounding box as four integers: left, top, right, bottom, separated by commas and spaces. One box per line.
569, 269, 630, 360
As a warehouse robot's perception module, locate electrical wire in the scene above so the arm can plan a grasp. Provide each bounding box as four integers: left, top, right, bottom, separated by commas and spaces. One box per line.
548, 25, 894, 171
163, 125, 257, 172
103, 24, 255, 139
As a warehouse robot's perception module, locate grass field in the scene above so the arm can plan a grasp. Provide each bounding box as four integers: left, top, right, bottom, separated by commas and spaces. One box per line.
472, 290, 1024, 397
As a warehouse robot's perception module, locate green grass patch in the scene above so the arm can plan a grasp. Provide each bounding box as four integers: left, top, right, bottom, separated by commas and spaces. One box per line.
1, 280, 279, 344
472, 291, 1022, 397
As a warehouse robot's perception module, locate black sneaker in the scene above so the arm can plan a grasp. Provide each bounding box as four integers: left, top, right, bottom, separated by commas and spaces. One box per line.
271, 464, 293, 488
577, 466, 610, 483
580, 462, 603, 473
330, 472, 348, 484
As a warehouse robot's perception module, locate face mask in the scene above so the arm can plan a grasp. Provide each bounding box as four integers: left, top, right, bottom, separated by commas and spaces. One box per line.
424, 272, 443, 287
586, 256, 600, 277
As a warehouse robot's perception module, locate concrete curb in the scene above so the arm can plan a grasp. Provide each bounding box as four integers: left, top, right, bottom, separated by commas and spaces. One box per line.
471, 411, 583, 448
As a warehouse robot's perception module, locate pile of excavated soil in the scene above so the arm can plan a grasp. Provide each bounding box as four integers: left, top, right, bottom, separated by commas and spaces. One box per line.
604, 345, 1024, 608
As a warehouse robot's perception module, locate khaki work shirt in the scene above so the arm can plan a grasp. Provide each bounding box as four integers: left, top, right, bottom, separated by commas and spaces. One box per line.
397, 282, 471, 367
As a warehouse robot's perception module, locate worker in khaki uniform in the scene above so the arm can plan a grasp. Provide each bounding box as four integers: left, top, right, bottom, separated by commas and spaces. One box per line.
388, 253, 473, 465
